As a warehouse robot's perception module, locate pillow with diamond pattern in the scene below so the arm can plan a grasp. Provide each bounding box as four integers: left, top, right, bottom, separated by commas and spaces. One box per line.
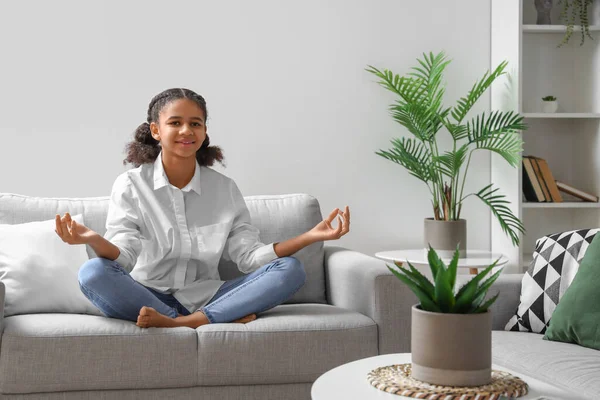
504, 228, 599, 333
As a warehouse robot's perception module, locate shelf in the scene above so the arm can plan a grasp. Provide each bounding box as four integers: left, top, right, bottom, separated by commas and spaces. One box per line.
523, 24, 600, 33
523, 202, 600, 209
522, 113, 600, 118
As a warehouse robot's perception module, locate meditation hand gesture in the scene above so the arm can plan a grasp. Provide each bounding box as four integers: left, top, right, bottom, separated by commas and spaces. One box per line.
55, 212, 96, 245
308, 206, 350, 242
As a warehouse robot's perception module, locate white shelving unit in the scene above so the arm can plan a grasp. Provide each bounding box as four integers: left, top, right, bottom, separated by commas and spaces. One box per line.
523, 202, 600, 209
491, 0, 600, 273
522, 24, 600, 33
522, 113, 600, 118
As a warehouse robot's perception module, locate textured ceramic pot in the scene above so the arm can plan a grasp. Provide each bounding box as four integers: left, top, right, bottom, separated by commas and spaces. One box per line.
542, 100, 558, 113
411, 305, 492, 386
423, 218, 466, 258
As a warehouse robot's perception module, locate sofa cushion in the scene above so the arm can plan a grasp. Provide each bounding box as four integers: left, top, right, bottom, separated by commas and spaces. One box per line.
0, 192, 326, 304
492, 331, 600, 399
196, 303, 378, 385
0, 314, 198, 394
218, 194, 326, 304
0, 214, 103, 317
544, 232, 600, 351
505, 228, 599, 333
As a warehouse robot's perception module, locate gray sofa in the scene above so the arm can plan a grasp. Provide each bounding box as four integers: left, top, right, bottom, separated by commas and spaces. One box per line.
1, 192, 598, 399
0, 192, 408, 399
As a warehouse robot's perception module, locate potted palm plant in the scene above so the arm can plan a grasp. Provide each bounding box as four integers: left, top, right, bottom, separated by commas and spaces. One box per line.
388, 246, 503, 386
366, 51, 526, 256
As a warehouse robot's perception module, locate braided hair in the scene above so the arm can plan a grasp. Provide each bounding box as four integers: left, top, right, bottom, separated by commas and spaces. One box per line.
123, 88, 225, 168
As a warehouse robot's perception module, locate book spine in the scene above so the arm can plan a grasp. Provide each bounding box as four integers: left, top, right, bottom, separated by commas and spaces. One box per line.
522, 161, 538, 202
529, 157, 552, 202
534, 158, 563, 202
522, 157, 545, 202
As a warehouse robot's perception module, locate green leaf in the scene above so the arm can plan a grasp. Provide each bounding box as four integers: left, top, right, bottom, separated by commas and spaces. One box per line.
447, 247, 460, 291
426, 245, 443, 278
434, 265, 455, 312
472, 267, 504, 303
386, 264, 441, 312
451, 60, 508, 124
453, 280, 478, 313
404, 261, 436, 298
475, 184, 525, 246
375, 137, 433, 184
469, 290, 487, 313
390, 103, 441, 142
467, 110, 526, 167
473, 292, 500, 313
455, 258, 500, 301
434, 144, 469, 179
445, 122, 469, 141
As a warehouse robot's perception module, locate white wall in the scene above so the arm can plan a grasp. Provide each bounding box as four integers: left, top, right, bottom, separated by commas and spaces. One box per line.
0, 0, 494, 257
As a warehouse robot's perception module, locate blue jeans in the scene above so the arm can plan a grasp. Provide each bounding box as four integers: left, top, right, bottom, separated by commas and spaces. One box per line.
78, 256, 306, 324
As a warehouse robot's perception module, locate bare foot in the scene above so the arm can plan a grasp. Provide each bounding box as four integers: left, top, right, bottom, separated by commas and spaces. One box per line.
137, 307, 211, 329
136, 306, 178, 328
233, 313, 257, 323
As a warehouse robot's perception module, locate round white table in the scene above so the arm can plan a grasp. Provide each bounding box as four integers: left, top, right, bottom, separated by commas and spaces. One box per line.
311, 353, 584, 400
375, 249, 508, 275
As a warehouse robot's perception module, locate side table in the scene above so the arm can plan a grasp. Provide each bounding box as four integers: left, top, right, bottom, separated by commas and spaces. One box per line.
375, 249, 508, 275
311, 353, 585, 400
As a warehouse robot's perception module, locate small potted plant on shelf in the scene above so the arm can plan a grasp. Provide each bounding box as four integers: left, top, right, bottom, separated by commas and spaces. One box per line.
542, 95, 559, 113
387, 246, 503, 386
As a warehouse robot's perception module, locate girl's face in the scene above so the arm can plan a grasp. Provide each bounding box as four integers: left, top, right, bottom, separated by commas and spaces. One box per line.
150, 98, 207, 158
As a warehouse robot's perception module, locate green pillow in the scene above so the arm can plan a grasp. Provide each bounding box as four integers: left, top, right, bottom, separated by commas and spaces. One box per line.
544, 232, 600, 350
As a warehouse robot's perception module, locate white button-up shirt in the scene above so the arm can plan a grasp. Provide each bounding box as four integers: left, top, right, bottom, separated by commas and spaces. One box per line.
103, 150, 278, 313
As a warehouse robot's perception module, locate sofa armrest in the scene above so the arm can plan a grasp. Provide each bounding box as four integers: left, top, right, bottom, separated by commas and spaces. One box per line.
0, 280, 5, 336
456, 273, 523, 330
324, 246, 417, 354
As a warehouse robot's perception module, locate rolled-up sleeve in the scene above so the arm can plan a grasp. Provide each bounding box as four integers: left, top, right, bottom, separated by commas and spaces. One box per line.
103, 174, 142, 272
223, 181, 278, 274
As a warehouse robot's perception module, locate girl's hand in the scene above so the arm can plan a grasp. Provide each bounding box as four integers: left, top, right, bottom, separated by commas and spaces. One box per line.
308, 206, 350, 242
55, 212, 96, 245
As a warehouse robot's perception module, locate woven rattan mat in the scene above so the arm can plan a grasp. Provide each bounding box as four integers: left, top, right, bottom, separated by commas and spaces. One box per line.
367, 364, 528, 399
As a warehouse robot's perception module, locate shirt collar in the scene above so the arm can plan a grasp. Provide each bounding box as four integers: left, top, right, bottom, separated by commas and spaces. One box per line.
153, 150, 202, 195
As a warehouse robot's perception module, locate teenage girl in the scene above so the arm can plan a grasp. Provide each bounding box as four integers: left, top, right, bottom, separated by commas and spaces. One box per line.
54, 88, 350, 329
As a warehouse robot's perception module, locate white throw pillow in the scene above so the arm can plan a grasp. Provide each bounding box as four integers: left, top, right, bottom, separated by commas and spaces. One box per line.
505, 228, 599, 333
0, 214, 103, 316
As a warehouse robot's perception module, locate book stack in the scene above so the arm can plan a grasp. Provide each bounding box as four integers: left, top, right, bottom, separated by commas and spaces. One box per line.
522, 156, 599, 203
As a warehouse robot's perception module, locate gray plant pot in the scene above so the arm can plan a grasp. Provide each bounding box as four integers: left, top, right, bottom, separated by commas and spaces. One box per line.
423, 218, 466, 258
411, 305, 492, 386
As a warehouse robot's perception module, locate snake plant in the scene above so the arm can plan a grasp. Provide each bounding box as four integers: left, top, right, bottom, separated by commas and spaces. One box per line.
387, 246, 503, 314
366, 51, 526, 246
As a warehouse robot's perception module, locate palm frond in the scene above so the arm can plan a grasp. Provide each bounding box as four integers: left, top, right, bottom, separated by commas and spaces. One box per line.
434, 144, 469, 178
365, 65, 428, 105
475, 184, 525, 246
451, 60, 508, 123
406, 51, 451, 112
467, 111, 525, 167
390, 103, 444, 142
445, 122, 469, 141
375, 137, 433, 183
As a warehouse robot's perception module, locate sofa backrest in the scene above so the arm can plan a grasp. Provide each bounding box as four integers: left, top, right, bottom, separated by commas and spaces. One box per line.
0, 192, 326, 304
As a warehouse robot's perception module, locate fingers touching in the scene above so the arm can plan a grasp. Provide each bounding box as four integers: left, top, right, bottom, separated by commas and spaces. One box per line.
55, 212, 73, 241
328, 206, 350, 238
